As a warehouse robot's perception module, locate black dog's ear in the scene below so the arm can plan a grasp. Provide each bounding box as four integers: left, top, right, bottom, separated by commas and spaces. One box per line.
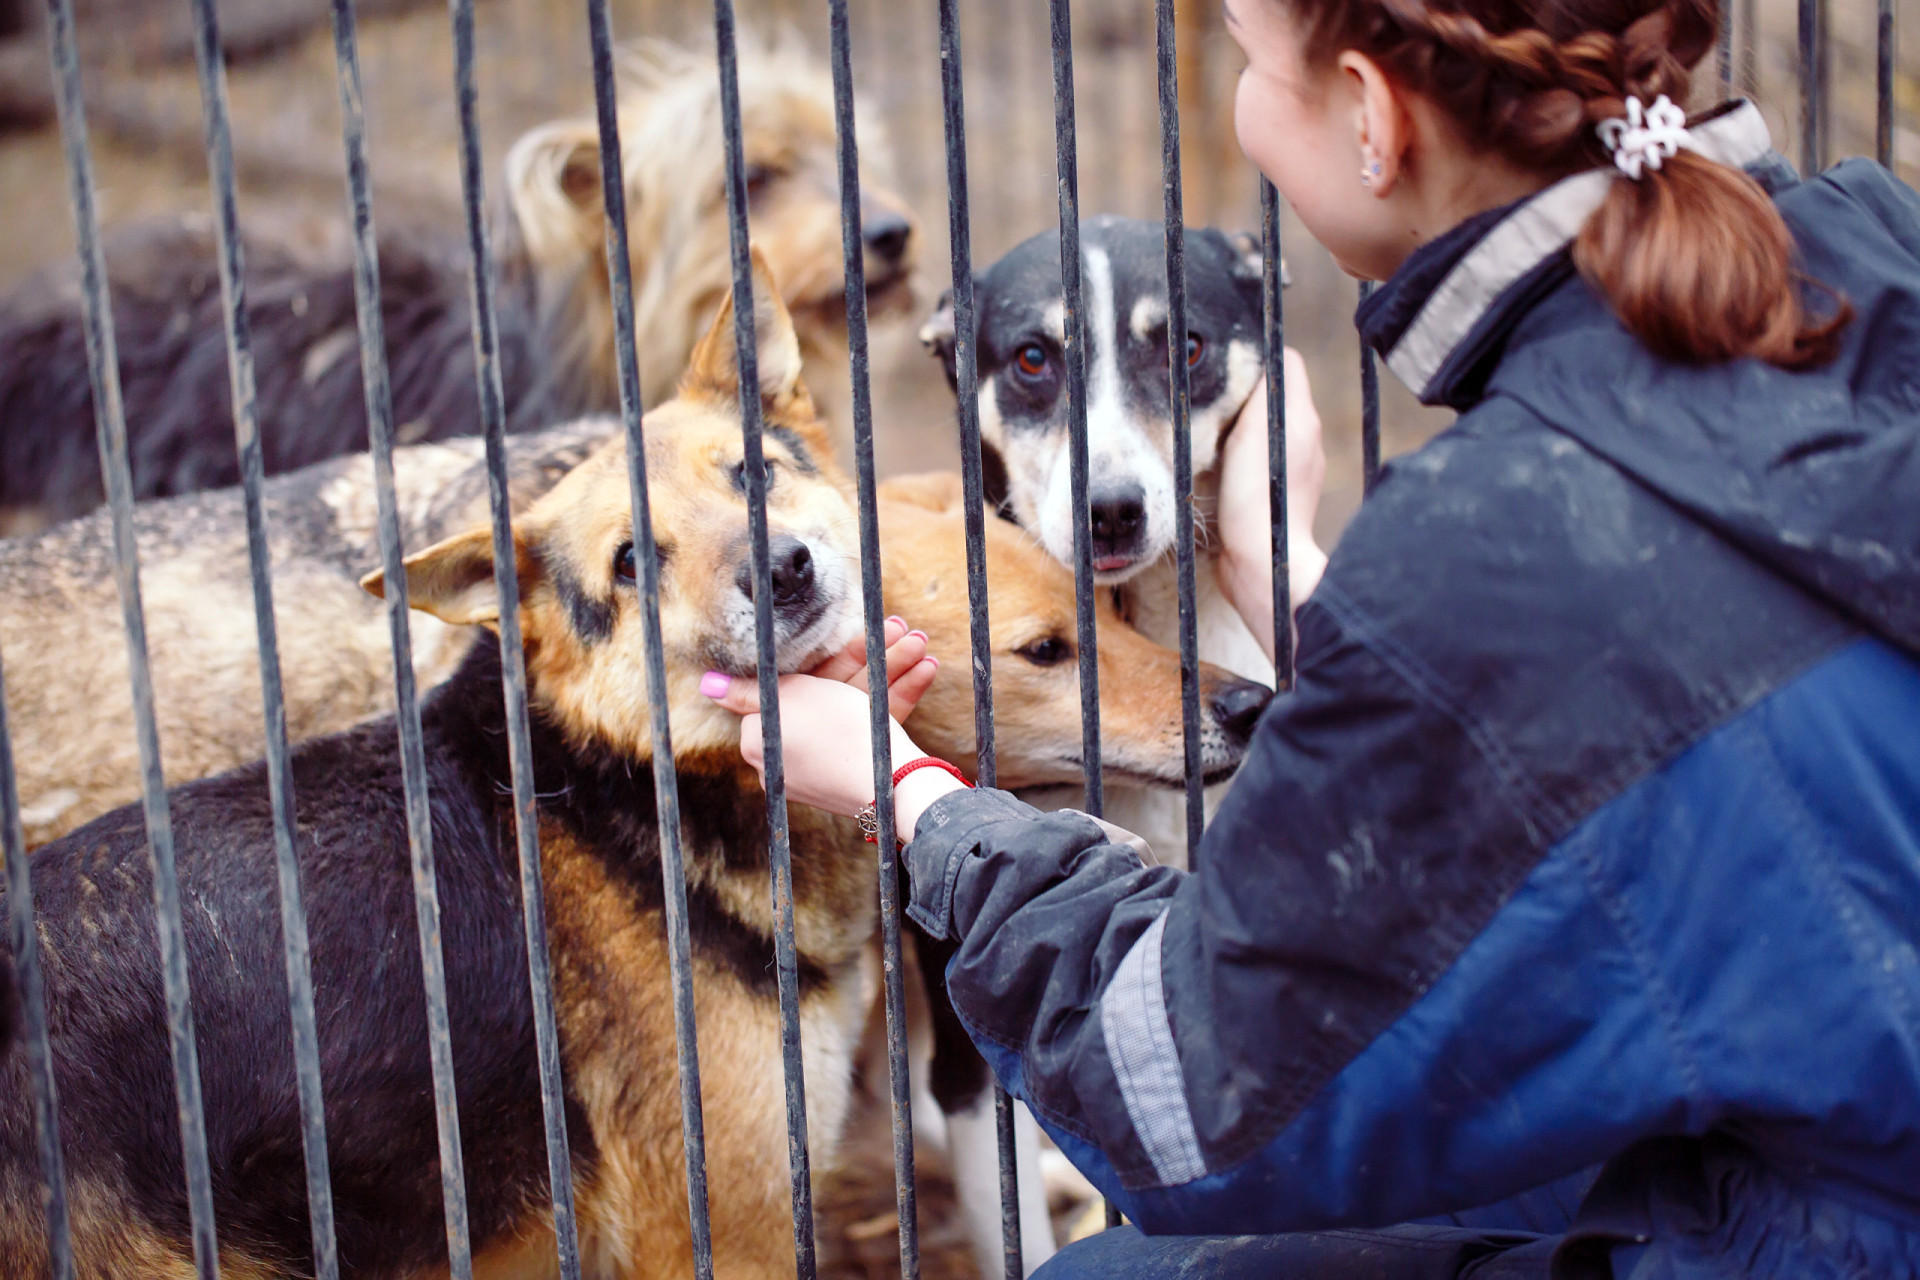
918, 287, 961, 391
1225, 228, 1291, 288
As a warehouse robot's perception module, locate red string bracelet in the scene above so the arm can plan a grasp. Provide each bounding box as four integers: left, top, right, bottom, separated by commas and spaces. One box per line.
860, 757, 971, 845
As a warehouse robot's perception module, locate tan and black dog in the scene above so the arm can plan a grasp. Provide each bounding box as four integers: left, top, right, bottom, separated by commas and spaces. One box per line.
0, 258, 875, 1279
0, 34, 916, 531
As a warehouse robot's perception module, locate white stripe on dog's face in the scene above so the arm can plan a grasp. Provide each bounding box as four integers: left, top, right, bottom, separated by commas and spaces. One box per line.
1035, 246, 1175, 585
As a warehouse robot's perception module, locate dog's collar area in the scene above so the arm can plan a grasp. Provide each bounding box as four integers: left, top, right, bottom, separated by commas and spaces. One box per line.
1363, 100, 1775, 408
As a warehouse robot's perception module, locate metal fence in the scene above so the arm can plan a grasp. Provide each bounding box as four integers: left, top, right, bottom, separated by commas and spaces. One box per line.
0, 0, 1894, 1277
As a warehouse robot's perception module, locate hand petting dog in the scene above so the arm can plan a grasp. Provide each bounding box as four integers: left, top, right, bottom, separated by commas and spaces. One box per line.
703, 615, 962, 838
1217, 346, 1330, 662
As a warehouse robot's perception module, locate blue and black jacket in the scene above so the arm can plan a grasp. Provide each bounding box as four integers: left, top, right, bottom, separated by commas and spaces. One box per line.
905, 103, 1920, 1276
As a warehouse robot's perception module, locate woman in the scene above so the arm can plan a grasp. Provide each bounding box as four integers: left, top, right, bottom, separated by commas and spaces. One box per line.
707, 0, 1920, 1272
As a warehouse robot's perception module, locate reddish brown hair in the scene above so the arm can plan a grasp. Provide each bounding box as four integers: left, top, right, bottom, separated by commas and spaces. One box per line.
1285, 0, 1848, 368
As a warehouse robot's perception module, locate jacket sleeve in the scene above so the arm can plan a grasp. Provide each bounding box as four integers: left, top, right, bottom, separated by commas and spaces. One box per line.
904, 578, 1696, 1235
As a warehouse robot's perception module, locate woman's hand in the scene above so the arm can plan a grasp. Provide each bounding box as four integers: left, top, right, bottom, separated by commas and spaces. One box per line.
1216, 347, 1330, 663
701, 617, 948, 824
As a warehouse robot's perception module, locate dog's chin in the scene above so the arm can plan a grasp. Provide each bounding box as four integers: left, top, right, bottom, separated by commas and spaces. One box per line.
796, 268, 915, 333
705, 598, 859, 678
1040, 756, 1240, 790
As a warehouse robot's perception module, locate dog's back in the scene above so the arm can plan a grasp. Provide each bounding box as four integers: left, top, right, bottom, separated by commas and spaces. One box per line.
0, 216, 561, 531
0, 418, 615, 847
0, 676, 559, 1276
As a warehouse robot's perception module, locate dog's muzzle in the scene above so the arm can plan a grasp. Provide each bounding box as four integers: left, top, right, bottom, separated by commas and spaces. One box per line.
1089, 482, 1150, 575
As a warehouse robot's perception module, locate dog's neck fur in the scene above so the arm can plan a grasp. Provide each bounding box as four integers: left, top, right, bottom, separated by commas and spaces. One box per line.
425, 639, 874, 990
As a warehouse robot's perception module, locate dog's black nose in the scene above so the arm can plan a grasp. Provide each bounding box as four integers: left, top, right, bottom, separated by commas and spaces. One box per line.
736, 536, 816, 608
1211, 678, 1274, 745
1089, 484, 1147, 564
864, 212, 913, 265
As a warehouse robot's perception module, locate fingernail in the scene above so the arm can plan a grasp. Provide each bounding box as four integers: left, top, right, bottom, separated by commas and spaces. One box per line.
700, 671, 730, 698
908, 630, 929, 643
887, 615, 907, 630
925, 656, 939, 670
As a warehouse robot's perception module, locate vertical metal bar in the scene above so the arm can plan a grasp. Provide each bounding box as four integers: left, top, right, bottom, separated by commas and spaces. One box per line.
712, 5, 817, 1275
181, 1, 338, 1274
1358, 281, 1380, 496
1155, 0, 1202, 858
42, 1, 221, 1275
934, 4, 1027, 1273
1718, 0, 1733, 98
1048, 0, 1101, 822
826, 1, 923, 1274
1740, 0, 1758, 96
1049, 0, 1115, 1238
324, 2, 471, 1275
1, 648, 73, 1278
1260, 180, 1292, 693
581, 5, 715, 1275
443, 2, 583, 1273
1800, 0, 1823, 173
1879, 0, 1896, 167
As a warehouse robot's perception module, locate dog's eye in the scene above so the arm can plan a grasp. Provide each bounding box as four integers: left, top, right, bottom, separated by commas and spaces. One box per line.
615, 542, 636, 583
1014, 343, 1049, 378
744, 163, 780, 198
1015, 635, 1069, 666
1186, 333, 1205, 367
731, 458, 777, 494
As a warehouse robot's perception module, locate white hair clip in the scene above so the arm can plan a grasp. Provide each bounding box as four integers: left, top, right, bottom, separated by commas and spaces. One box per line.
1596, 94, 1692, 180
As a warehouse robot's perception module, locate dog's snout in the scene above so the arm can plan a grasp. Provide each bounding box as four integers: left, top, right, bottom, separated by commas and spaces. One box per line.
735, 535, 817, 608
1089, 484, 1147, 567
863, 212, 913, 265
1211, 678, 1274, 745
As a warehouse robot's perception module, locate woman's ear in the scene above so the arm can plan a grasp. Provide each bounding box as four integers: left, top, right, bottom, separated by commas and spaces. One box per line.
1336, 50, 1410, 198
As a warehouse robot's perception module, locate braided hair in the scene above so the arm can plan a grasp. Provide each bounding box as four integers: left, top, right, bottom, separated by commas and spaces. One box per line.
1286, 0, 1848, 367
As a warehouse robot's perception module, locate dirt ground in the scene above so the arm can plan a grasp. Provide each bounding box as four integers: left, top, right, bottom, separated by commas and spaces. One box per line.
0, 0, 1915, 1275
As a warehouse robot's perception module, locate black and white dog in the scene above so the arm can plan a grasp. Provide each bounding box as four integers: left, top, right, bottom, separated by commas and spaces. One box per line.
916, 216, 1285, 1273
922, 216, 1282, 861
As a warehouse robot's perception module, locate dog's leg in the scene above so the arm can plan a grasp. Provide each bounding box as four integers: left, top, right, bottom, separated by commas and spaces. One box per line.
919, 927, 1059, 1277
945, 1096, 1059, 1277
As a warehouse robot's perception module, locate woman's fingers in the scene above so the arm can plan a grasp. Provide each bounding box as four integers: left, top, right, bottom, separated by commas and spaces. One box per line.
705, 620, 934, 725
886, 656, 940, 722
809, 616, 910, 684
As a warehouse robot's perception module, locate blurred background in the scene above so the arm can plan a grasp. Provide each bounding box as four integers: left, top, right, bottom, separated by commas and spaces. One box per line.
0, 0, 1913, 542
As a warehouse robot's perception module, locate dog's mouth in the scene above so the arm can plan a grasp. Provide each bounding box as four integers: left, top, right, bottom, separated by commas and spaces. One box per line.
1050, 755, 1243, 790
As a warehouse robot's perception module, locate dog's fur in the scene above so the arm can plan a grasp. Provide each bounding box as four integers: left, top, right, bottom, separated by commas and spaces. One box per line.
0, 448, 1269, 854
0, 35, 915, 532
922, 216, 1279, 864
0, 254, 884, 1279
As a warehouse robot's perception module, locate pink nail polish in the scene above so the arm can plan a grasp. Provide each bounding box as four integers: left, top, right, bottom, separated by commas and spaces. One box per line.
908, 630, 929, 643
887, 615, 907, 629
699, 671, 730, 698
925, 656, 940, 670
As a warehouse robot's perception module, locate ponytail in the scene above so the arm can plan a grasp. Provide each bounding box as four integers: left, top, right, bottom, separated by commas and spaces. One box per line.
1575, 147, 1849, 368
1286, 0, 1850, 370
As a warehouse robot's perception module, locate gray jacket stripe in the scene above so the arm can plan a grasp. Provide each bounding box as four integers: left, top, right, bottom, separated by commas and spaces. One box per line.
1100, 910, 1206, 1186
1384, 101, 1774, 399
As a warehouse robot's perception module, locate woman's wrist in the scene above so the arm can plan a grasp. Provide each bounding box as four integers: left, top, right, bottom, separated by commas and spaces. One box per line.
885, 723, 968, 844
893, 768, 967, 845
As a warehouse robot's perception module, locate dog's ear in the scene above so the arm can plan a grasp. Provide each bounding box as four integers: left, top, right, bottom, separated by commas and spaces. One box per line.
1224, 229, 1290, 288
684, 248, 806, 408
918, 288, 958, 386
505, 119, 609, 267
361, 526, 528, 629
878, 471, 965, 514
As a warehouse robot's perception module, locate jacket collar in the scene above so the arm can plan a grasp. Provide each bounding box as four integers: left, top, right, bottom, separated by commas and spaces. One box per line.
1358, 100, 1780, 410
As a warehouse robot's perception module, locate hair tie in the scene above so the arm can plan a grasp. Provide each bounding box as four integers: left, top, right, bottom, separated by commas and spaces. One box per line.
1596, 95, 1692, 179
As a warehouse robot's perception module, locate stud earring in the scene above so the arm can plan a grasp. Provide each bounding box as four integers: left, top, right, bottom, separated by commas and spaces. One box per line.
1360, 158, 1382, 188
